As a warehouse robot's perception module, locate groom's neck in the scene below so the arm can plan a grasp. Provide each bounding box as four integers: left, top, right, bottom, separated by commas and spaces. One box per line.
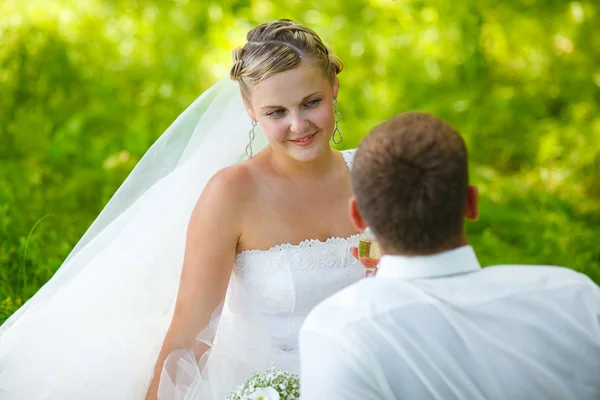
383, 233, 469, 257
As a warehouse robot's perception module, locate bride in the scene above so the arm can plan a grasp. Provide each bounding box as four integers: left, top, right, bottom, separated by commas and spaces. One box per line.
0, 19, 365, 399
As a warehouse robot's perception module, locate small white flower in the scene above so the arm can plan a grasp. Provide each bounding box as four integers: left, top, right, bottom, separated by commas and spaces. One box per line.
251, 386, 280, 400
225, 366, 299, 400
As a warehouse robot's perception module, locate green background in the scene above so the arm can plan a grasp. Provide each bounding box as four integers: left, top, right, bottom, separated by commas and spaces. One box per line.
1, 0, 599, 324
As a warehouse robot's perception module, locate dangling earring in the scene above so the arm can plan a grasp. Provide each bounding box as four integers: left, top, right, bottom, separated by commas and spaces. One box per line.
332, 97, 343, 144
246, 119, 257, 158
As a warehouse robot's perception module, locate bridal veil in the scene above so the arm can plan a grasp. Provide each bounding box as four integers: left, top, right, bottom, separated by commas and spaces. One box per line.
0, 77, 270, 399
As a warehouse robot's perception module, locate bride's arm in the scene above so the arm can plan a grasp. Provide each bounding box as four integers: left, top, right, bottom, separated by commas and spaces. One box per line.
145, 165, 251, 400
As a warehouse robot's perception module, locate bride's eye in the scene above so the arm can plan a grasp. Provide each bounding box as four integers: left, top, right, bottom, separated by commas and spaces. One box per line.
266, 109, 285, 118
305, 99, 322, 108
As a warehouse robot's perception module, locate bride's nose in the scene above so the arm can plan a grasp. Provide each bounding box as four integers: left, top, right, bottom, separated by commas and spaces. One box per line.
289, 114, 310, 134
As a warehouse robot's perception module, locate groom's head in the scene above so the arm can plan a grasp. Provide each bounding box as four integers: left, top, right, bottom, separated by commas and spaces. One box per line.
350, 111, 478, 256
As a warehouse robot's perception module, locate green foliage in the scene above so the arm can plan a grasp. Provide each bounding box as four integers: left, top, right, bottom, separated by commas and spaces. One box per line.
1, 0, 599, 324
0, 297, 22, 323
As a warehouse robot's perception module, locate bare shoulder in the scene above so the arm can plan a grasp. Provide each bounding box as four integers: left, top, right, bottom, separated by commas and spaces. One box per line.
203, 163, 257, 203
187, 163, 257, 231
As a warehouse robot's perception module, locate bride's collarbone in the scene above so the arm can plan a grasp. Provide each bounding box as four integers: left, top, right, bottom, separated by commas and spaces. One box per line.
234, 161, 356, 252
260, 180, 351, 219
238, 188, 356, 252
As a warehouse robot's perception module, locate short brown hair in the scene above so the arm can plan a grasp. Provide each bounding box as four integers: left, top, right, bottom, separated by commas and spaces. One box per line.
229, 19, 343, 100
352, 111, 469, 255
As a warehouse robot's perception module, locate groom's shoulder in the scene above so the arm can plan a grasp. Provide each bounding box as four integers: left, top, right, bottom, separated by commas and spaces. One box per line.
476, 264, 600, 306
483, 263, 597, 289
302, 265, 600, 336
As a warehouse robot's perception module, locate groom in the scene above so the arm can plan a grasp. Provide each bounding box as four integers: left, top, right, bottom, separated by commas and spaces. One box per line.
299, 111, 600, 399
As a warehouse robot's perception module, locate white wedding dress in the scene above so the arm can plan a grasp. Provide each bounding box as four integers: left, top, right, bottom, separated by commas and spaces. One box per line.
0, 76, 364, 399
234, 234, 363, 372
157, 150, 364, 399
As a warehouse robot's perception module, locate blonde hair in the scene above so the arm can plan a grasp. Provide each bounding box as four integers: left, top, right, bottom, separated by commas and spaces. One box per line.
230, 19, 344, 99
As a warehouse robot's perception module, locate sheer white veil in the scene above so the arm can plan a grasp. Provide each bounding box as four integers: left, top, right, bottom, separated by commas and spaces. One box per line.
0, 77, 269, 399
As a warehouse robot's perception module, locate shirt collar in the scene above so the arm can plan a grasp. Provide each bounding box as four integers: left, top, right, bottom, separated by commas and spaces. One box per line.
376, 245, 481, 280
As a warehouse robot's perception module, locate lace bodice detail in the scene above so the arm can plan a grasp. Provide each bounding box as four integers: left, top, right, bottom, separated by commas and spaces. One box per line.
231, 149, 363, 356
340, 148, 355, 170
235, 235, 360, 274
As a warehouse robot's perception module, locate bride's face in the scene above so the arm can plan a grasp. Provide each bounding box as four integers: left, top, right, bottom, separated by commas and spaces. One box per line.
246, 62, 339, 162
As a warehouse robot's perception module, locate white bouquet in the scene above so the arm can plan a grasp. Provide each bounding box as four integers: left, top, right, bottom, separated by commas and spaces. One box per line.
225, 366, 300, 400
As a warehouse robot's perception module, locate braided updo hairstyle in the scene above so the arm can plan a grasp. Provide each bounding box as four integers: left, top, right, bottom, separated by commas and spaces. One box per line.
230, 19, 344, 99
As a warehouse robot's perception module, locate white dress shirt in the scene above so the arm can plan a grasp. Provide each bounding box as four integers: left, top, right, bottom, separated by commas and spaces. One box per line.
299, 246, 600, 400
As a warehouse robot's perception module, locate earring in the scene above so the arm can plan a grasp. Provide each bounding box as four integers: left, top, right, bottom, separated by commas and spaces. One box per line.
246, 119, 257, 158
332, 97, 342, 144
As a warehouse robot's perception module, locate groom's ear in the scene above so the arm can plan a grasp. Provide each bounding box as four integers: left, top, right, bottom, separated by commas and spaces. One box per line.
349, 197, 368, 231
464, 185, 479, 221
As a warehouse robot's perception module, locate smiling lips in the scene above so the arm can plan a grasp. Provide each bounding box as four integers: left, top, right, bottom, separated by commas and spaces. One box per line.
291, 132, 317, 146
